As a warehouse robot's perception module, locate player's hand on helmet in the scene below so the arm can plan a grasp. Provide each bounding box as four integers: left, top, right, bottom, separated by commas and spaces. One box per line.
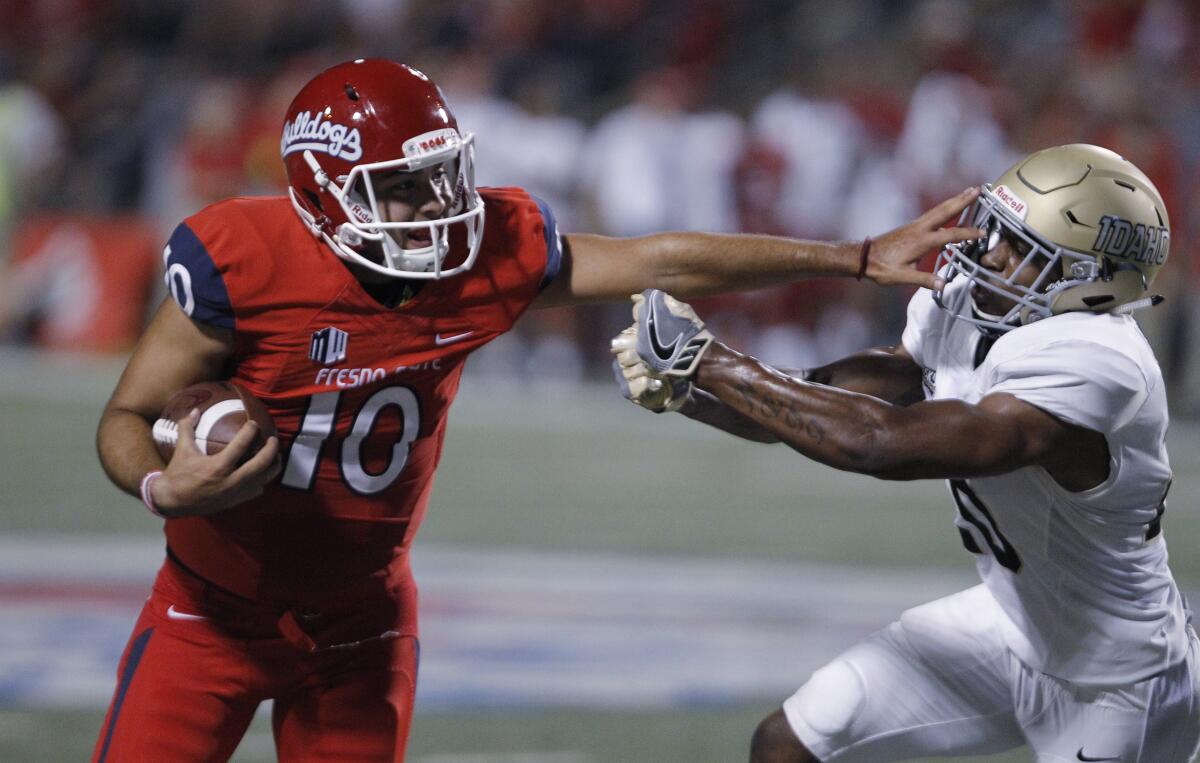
866, 187, 986, 291
611, 326, 691, 413
628, 289, 715, 380
152, 409, 282, 517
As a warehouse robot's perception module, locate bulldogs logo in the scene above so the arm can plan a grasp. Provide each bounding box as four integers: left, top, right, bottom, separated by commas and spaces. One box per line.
281, 111, 363, 161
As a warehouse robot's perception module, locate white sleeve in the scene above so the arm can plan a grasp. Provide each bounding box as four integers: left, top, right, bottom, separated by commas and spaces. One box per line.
984, 341, 1148, 434
900, 288, 943, 370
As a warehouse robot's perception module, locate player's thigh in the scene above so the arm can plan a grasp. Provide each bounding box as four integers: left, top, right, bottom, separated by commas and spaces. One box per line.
1020, 627, 1200, 762
783, 585, 1025, 762
92, 602, 262, 763
273, 635, 419, 763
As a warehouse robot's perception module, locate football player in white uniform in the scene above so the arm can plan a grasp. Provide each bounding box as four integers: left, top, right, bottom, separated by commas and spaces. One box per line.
612, 144, 1200, 762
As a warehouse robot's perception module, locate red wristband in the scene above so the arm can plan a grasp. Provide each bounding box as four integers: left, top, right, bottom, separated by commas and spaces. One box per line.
855, 236, 872, 281
140, 470, 166, 518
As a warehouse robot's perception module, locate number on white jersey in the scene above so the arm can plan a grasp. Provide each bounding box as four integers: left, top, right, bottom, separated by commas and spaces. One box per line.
1146, 480, 1171, 541
950, 479, 1022, 573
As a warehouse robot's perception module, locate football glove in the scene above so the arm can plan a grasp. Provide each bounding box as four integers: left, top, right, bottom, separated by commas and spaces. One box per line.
611, 326, 690, 413
631, 289, 714, 379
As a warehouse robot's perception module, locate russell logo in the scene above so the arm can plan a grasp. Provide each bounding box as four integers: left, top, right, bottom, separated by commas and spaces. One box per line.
281, 111, 363, 161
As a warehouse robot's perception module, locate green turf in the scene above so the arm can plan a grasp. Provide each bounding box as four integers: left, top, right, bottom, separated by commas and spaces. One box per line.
0, 707, 1032, 762
6, 359, 1195, 581
3, 352, 1197, 762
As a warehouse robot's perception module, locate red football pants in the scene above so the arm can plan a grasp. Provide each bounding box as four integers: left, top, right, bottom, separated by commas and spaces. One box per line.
92, 561, 419, 762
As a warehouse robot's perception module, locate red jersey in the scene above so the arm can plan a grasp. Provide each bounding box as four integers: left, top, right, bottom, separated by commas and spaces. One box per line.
159, 188, 561, 621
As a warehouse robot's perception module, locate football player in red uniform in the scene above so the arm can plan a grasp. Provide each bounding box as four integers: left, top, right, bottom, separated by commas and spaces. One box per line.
92, 59, 981, 762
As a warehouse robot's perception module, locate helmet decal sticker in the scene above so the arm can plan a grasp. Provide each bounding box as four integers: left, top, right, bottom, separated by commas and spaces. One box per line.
1092, 215, 1169, 265
281, 111, 363, 161
993, 185, 1028, 221
403, 129, 459, 159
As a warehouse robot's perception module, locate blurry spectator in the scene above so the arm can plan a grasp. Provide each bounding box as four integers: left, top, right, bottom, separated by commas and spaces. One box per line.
0, 65, 64, 240
837, 43, 922, 243
178, 79, 256, 206
439, 49, 590, 385
746, 46, 904, 369
503, 70, 587, 230
0, 0, 1197, 405
440, 48, 585, 229
240, 64, 314, 196
580, 66, 743, 235
694, 141, 791, 357
145, 77, 255, 228
893, 0, 1019, 207
749, 56, 867, 240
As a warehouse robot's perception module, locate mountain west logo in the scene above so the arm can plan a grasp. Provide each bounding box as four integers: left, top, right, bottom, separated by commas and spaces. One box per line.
1091, 215, 1169, 265
281, 111, 363, 161
309, 327, 348, 365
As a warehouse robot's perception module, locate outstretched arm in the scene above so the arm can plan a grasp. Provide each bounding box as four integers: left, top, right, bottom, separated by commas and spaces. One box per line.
535, 188, 982, 308
674, 346, 925, 443
616, 290, 1108, 490
612, 322, 924, 443
693, 342, 1107, 489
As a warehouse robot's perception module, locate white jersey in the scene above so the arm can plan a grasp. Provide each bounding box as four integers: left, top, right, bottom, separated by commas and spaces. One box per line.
901, 281, 1189, 685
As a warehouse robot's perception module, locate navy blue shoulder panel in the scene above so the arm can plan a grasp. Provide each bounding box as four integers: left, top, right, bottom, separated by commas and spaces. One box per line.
162, 223, 235, 329
529, 194, 563, 292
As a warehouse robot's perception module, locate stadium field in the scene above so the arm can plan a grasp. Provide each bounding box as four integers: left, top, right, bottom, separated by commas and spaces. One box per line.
2, 349, 1196, 762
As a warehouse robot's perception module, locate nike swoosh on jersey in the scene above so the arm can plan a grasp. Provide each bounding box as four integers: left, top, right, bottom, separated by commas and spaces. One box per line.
434, 331, 474, 346
166, 604, 210, 622
1076, 749, 1122, 762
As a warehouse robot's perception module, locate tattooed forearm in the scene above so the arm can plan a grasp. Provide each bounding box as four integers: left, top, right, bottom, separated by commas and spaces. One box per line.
735, 381, 757, 409
733, 381, 824, 442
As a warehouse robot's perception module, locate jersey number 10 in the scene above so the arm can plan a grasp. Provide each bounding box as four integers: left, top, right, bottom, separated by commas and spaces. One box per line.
280, 385, 421, 495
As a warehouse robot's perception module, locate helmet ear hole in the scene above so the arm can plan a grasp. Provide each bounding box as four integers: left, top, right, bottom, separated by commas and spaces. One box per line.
302, 188, 323, 212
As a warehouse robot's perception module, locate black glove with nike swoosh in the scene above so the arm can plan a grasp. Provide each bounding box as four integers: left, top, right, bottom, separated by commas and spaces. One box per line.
631, 289, 715, 380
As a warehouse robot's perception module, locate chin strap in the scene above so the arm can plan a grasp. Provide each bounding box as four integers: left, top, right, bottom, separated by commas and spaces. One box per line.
1112, 294, 1165, 315
287, 187, 325, 237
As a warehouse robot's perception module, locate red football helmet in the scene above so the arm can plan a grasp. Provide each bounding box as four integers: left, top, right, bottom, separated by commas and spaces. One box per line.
282, 59, 485, 279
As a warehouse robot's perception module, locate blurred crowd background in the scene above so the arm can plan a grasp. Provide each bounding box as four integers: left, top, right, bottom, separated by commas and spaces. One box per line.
2, 0, 1199, 406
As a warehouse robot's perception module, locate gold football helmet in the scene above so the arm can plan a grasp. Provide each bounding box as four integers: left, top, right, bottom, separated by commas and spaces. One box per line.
934, 143, 1170, 332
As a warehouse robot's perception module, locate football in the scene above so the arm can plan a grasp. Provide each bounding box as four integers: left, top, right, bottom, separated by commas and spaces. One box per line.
151, 381, 276, 461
